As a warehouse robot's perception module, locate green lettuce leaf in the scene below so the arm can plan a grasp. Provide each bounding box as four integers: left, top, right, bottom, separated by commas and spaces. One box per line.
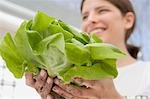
85, 43, 125, 60
65, 43, 91, 66
31, 11, 55, 37
0, 11, 125, 83
0, 33, 24, 78
60, 61, 117, 84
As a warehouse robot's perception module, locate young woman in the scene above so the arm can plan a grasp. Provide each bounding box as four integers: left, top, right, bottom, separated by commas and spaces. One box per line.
25, 0, 150, 99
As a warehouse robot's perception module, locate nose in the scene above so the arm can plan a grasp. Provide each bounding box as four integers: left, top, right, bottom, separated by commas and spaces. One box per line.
87, 12, 99, 24
81, 12, 99, 32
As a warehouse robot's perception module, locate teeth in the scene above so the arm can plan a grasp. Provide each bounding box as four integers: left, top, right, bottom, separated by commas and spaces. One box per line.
90, 28, 105, 33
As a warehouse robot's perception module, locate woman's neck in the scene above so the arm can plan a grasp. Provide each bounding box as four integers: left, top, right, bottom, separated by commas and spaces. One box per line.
115, 43, 137, 68
117, 55, 136, 68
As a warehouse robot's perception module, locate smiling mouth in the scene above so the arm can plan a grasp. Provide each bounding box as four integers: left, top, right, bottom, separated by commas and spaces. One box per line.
89, 28, 106, 34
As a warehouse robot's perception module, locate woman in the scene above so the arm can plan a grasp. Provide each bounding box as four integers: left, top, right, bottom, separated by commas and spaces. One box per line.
25, 0, 150, 99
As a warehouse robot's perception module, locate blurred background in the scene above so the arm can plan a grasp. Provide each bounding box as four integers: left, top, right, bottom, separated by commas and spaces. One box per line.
0, 0, 150, 99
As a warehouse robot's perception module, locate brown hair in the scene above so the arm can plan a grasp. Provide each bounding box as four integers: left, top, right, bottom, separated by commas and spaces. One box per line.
81, 0, 140, 59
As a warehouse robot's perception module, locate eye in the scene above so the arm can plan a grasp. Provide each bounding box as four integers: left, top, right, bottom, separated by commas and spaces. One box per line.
97, 9, 109, 14
82, 15, 88, 21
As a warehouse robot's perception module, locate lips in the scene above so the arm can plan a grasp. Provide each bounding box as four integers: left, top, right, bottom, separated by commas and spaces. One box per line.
89, 28, 106, 34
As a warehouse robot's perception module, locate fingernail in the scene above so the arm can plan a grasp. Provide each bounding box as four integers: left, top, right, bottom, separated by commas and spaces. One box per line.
52, 87, 57, 92
40, 70, 45, 77
47, 77, 53, 84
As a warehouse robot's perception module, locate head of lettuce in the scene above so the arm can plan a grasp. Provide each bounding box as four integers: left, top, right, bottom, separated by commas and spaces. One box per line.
0, 11, 125, 84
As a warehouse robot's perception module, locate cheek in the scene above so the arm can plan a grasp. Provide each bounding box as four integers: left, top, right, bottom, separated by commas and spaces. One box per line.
81, 23, 86, 32
99, 33, 121, 45
108, 16, 126, 35
107, 26, 125, 44
101, 23, 125, 44
98, 34, 112, 43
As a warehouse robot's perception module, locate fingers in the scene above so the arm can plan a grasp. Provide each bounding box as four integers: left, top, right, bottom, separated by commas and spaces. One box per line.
35, 69, 48, 93
72, 77, 97, 88
25, 70, 55, 99
52, 86, 74, 99
25, 72, 35, 87
54, 79, 88, 97
35, 70, 54, 99
40, 77, 53, 99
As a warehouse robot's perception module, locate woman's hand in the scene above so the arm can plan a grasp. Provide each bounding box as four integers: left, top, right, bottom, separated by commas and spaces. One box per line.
25, 69, 54, 99
52, 78, 123, 99
25, 70, 123, 99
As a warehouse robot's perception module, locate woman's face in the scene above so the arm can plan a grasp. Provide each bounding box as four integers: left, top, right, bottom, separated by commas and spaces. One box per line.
81, 0, 134, 46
